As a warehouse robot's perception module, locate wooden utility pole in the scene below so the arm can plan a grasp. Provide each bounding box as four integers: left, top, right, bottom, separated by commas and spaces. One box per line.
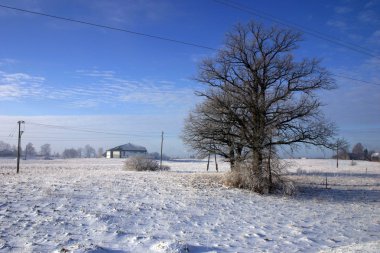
160, 131, 164, 169
16, 120, 25, 174
336, 142, 339, 168
214, 153, 218, 172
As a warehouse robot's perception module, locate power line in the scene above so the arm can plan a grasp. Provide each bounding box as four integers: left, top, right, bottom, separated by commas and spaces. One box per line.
27, 122, 160, 137
25, 122, 178, 138
0, 3, 215, 51
1, 3, 379, 87
8, 125, 18, 138
213, 0, 380, 60
332, 73, 380, 86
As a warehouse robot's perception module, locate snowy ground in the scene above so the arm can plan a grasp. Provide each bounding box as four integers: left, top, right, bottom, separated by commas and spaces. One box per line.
0, 158, 379, 252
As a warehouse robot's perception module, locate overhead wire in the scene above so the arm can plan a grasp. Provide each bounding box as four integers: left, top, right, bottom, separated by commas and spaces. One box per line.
212, 0, 380, 60
0, 3, 378, 88
7, 126, 18, 138
26, 122, 178, 138
331, 73, 380, 86
0, 4, 215, 51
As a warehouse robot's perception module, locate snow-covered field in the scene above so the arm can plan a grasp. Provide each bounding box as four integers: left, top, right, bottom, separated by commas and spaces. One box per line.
0, 158, 379, 252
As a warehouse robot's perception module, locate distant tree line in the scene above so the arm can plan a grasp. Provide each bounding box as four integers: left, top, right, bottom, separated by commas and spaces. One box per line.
0, 141, 170, 160
332, 141, 378, 161
0, 141, 18, 157
0, 140, 104, 159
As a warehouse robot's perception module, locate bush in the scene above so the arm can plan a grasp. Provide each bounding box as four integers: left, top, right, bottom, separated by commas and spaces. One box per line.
224, 159, 295, 195
124, 156, 170, 171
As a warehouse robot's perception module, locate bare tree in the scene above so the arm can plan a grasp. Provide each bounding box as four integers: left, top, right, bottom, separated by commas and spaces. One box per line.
62, 148, 79, 159
24, 142, 36, 159
84, 144, 96, 158
188, 21, 336, 193
352, 142, 364, 160
77, 147, 83, 158
0, 141, 15, 157
40, 143, 51, 159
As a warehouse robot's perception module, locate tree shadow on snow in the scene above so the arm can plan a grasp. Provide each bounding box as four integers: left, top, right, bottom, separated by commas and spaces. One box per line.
288, 171, 380, 179
84, 245, 220, 253
170, 159, 208, 163
187, 245, 221, 253
294, 185, 380, 203
86, 248, 125, 253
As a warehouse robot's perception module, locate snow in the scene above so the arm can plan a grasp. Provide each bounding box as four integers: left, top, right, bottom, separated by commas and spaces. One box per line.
0, 158, 379, 252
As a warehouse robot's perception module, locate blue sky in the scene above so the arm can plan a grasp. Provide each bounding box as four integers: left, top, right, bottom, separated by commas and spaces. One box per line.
0, 0, 379, 157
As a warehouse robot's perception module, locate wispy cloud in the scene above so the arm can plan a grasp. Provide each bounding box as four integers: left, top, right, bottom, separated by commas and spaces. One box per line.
369, 30, 380, 46
358, 9, 380, 24
0, 71, 45, 100
334, 6, 352, 14
0, 0, 43, 18
326, 19, 347, 29
73, 69, 197, 107
0, 58, 18, 66
0, 68, 198, 108
88, 0, 174, 26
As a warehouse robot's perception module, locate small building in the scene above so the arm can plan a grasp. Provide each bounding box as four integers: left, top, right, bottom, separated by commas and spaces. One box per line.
371, 152, 380, 162
106, 143, 147, 158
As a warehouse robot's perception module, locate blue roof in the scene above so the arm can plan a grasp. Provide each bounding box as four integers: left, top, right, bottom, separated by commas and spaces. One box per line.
108, 143, 147, 152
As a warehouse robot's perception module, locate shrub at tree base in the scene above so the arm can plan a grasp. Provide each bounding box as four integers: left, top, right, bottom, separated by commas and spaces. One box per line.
124, 156, 170, 171
224, 161, 296, 195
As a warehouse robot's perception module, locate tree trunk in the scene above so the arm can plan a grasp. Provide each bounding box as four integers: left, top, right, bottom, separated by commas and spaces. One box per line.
229, 145, 235, 170
268, 142, 272, 192
252, 147, 265, 193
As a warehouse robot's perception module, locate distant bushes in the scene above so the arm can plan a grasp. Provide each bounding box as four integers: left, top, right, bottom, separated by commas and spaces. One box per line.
124, 156, 170, 171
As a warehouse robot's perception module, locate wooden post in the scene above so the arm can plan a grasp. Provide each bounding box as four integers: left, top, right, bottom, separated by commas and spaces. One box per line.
214, 153, 218, 172
16, 120, 25, 174
160, 131, 163, 170
336, 142, 339, 168
206, 153, 210, 171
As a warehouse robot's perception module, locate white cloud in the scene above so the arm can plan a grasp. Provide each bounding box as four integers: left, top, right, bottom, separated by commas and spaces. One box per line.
368, 30, 380, 46
76, 69, 115, 78
358, 9, 380, 24
0, 71, 45, 101
88, 0, 174, 26
0, 58, 17, 66
334, 6, 352, 14
0, 84, 21, 100
326, 19, 347, 29
72, 69, 198, 107
0, 68, 198, 109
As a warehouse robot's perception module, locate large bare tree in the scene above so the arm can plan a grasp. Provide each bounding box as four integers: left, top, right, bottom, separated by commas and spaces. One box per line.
186, 21, 336, 193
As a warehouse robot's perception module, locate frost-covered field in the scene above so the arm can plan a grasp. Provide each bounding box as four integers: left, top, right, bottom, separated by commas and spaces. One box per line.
0, 158, 379, 253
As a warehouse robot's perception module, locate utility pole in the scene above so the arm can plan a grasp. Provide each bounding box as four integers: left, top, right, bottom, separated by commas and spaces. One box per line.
16, 120, 25, 174
160, 131, 164, 170
336, 142, 339, 168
